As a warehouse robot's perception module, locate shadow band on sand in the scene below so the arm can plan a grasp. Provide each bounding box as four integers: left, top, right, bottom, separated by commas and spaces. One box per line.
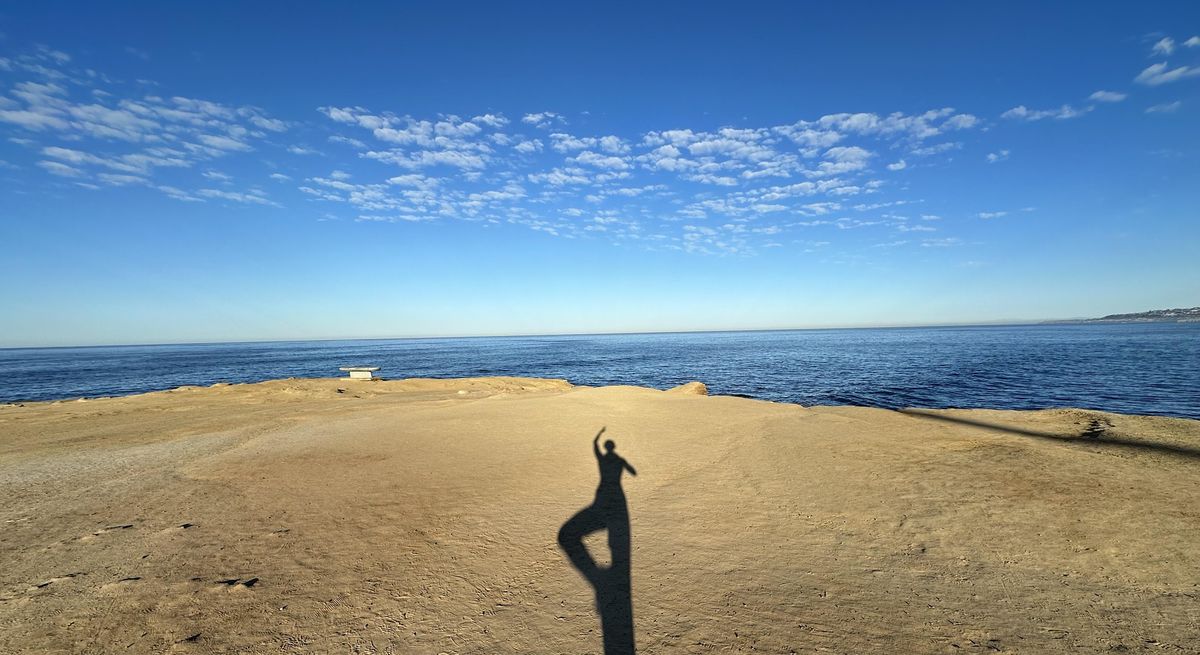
558, 427, 637, 655
899, 409, 1200, 460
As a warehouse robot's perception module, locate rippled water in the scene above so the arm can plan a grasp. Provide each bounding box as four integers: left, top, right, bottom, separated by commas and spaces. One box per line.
1, 323, 1197, 418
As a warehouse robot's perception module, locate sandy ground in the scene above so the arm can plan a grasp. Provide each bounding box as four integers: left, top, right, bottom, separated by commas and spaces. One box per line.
1, 377, 1199, 654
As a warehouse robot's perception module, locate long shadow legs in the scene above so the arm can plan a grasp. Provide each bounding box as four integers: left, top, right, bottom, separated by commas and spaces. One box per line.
559, 493, 635, 654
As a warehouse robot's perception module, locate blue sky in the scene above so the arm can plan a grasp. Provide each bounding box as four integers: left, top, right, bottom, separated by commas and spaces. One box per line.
1, 2, 1198, 347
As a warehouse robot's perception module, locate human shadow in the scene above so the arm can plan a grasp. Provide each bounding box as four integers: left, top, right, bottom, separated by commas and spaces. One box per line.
558, 427, 637, 655
899, 409, 1200, 461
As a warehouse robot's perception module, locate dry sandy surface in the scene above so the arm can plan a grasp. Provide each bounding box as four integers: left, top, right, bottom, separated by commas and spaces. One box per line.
2, 377, 1199, 654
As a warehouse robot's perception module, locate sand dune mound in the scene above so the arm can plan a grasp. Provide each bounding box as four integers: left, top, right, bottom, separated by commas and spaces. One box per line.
666, 381, 708, 395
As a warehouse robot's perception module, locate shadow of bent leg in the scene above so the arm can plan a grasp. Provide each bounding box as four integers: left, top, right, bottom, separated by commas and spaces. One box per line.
559, 504, 605, 581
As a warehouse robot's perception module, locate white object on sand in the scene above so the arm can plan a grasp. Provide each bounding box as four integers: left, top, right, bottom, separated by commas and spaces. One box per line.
338, 366, 380, 380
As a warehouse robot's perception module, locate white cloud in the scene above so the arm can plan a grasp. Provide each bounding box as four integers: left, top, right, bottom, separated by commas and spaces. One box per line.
0, 109, 70, 130
986, 150, 1010, 163
0, 54, 293, 204
385, 173, 437, 188
97, 173, 147, 186
793, 108, 979, 143
527, 167, 592, 186
688, 133, 775, 161
466, 183, 526, 204
909, 142, 961, 157
1146, 101, 1182, 114
777, 126, 843, 150
941, 114, 979, 130
521, 112, 564, 128
5, 43, 1084, 255
827, 145, 871, 162
356, 213, 438, 224
319, 106, 363, 124
329, 134, 366, 148
434, 118, 482, 139
809, 145, 872, 177
202, 170, 232, 182
316, 107, 503, 174
1152, 37, 1175, 56
597, 135, 630, 154
471, 113, 508, 128
0, 48, 72, 80
798, 201, 841, 215
977, 211, 1007, 219
686, 172, 738, 186
571, 150, 629, 170
514, 139, 543, 154
549, 133, 591, 152
1186, 36, 1200, 48
1001, 105, 1091, 121
154, 185, 199, 202
1134, 62, 1200, 86
39, 146, 105, 166
599, 184, 666, 199
197, 188, 279, 206
247, 114, 287, 132
1088, 90, 1127, 103
37, 160, 83, 177
11, 80, 68, 104
40, 145, 190, 175
550, 132, 630, 154
363, 148, 487, 170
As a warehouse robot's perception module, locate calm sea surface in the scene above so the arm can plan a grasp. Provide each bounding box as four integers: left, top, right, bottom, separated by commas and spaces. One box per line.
1, 324, 1197, 419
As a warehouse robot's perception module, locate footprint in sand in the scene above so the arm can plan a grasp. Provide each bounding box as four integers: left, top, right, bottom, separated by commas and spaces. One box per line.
27, 572, 85, 593
79, 523, 134, 542
157, 522, 197, 535
1081, 416, 1115, 439
210, 577, 260, 592
99, 576, 143, 593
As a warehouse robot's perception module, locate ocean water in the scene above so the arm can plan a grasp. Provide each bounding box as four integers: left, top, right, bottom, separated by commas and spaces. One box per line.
1, 323, 1197, 419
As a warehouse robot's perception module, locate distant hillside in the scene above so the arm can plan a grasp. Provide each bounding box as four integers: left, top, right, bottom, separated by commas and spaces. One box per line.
1053, 307, 1200, 324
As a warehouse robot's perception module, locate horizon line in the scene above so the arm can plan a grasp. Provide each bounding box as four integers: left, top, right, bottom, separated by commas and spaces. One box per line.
0, 317, 1136, 350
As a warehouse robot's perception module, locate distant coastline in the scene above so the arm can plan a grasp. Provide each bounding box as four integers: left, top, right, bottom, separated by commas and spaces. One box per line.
1044, 307, 1200, 325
